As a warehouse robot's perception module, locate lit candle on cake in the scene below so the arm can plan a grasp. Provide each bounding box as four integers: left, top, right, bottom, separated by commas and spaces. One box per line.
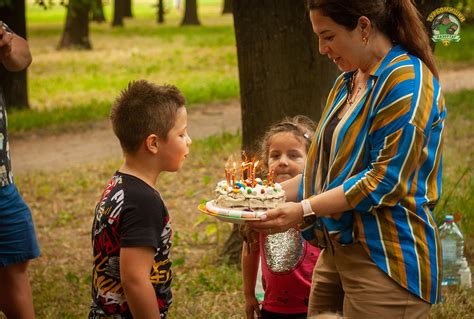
225, 168, 230, 186
251, 160, 259, 185
268, 169, 274, 185
232, 162, 237, 186
241, 161, 252, 181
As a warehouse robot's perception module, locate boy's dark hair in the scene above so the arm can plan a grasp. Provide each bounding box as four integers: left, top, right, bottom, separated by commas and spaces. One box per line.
110, 80, 186, 154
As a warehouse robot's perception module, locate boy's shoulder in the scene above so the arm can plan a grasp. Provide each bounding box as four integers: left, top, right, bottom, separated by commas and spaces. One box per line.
118, 172, 164, 205
99, 171, 164, 209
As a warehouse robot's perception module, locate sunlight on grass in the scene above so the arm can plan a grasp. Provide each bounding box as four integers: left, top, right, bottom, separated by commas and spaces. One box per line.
12, 90, 474, 317
15, 132, 243, 318
5, 2, 473, 318
435, 24, 474, 66
6, 1, 470, 133
435, 90, 474, 237
25, 0, 238, 113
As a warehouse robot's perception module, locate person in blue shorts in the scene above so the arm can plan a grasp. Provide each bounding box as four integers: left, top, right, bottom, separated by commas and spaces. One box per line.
0, 22, 40, 318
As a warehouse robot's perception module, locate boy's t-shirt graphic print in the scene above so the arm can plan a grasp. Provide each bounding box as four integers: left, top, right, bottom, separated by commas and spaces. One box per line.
90, 172, 172, 318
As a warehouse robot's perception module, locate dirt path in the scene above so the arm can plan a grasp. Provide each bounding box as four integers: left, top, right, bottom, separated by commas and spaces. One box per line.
10, 68, 474, 174
10, 100, 241, 173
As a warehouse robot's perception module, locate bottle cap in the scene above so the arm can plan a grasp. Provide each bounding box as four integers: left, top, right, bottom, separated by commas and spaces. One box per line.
445, 215, 454, 222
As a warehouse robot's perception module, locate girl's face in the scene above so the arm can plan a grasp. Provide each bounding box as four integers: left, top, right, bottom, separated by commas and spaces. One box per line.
267, 132, 307, 183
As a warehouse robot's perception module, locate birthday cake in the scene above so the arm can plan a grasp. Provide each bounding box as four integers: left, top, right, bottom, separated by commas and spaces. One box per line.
203, 157, 286, 221
213, 178, 285, 211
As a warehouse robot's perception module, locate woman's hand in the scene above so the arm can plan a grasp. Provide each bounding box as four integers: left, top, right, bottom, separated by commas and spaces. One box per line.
244, 295, 261, 319
247, 202, 304, 234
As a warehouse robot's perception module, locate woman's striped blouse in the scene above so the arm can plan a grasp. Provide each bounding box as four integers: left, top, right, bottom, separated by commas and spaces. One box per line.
302, 45, 446, 304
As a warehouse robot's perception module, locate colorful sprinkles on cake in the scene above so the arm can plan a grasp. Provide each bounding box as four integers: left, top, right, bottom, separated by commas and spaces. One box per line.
202, 152, 286, 221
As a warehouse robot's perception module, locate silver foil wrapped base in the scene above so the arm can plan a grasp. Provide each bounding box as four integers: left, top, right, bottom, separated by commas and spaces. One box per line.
264, 227, 304, 273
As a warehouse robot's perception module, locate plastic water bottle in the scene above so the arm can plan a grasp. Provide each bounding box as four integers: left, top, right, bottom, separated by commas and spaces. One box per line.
439, 215, 464, 286
459, 257, 472, 289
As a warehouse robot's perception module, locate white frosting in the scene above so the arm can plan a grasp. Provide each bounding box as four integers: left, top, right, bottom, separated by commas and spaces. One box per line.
213, 179, 286, 211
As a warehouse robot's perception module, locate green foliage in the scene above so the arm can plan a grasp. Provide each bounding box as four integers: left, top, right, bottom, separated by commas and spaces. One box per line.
14, 1, 238, 132
435, 24, 474, 63
443, 0, 473, 19
8, 100, 110, 133
35, 0, 92, 9
434, 90, 474, 236
4, 1, 466, 133
0, 0, 11, 8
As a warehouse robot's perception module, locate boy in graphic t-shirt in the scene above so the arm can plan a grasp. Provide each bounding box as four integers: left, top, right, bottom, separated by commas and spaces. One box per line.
89, 80, 192, 318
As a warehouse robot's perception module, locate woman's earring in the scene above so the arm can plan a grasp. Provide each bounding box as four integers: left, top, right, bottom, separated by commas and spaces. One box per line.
362, 35, 368, 46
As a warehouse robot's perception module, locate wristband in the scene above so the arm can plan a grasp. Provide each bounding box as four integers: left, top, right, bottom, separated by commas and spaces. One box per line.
301, 199, 314, 216
301, 199, 317, 225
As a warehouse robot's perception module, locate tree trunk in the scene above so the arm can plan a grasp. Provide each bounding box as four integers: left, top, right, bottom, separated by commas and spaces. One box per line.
124, 0, 133, 18
0, 0, 29, 109
221, 0, 339, 264
91, 0, 106, 23
59, 0, 92, 49
112, 0, 126, 27
415, 0, 445, 51
157, 0, 165, 24
235, 0, 338, 156
222, 0, 232, 14
181, 0, 200, 25
220, 225, 242, 265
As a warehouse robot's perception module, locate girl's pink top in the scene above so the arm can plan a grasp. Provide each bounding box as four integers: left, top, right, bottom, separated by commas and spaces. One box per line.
259, 230, 320, 314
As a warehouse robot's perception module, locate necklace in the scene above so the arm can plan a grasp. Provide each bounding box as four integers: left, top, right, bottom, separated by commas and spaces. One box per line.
346, 70, 365, 106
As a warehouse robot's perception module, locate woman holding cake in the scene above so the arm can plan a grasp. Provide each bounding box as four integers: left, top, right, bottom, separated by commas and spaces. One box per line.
249, 0, 445, 317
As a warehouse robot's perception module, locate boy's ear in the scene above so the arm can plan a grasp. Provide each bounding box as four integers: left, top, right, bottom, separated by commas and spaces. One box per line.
145, 134, 160, 154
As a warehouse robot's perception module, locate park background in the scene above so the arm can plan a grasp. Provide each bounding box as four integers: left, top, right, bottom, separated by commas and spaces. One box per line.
1, 0, 473, 317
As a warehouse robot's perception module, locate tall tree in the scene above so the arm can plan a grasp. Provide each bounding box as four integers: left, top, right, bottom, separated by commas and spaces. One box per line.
181, 0, 200, 25
91, 0, 106, 23
222, 0, 232, 14
157, 0, 165, 24
124, 0, 132, 17
222, 0, 339, 264
112, 0, 126, 26
0, 0, 29, 109
59, 0, 92, 49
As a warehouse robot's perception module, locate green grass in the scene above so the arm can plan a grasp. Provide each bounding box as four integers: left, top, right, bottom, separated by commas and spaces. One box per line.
8, 0, 238, 132
434, 90, 474, 237
5, 89, 472, 318
435, 24, 474, 65
0, 2, 470, 318
7, 1, 473, 133
13, 131, 243, 318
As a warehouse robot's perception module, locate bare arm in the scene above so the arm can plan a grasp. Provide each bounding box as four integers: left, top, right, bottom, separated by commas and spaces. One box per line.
241, 239, 261, 319
120, 246, 161, 319
280, 174, 302, 202
0, 25, 32, 72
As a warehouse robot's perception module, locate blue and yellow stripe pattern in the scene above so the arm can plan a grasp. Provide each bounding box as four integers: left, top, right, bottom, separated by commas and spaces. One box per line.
303, 45, 445, 304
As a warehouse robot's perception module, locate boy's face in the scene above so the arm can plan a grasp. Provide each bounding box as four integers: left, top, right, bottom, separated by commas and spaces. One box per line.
158, 107, 192, 172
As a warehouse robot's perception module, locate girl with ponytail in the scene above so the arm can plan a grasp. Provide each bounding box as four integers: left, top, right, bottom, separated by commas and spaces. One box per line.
248, 0, 446, 317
